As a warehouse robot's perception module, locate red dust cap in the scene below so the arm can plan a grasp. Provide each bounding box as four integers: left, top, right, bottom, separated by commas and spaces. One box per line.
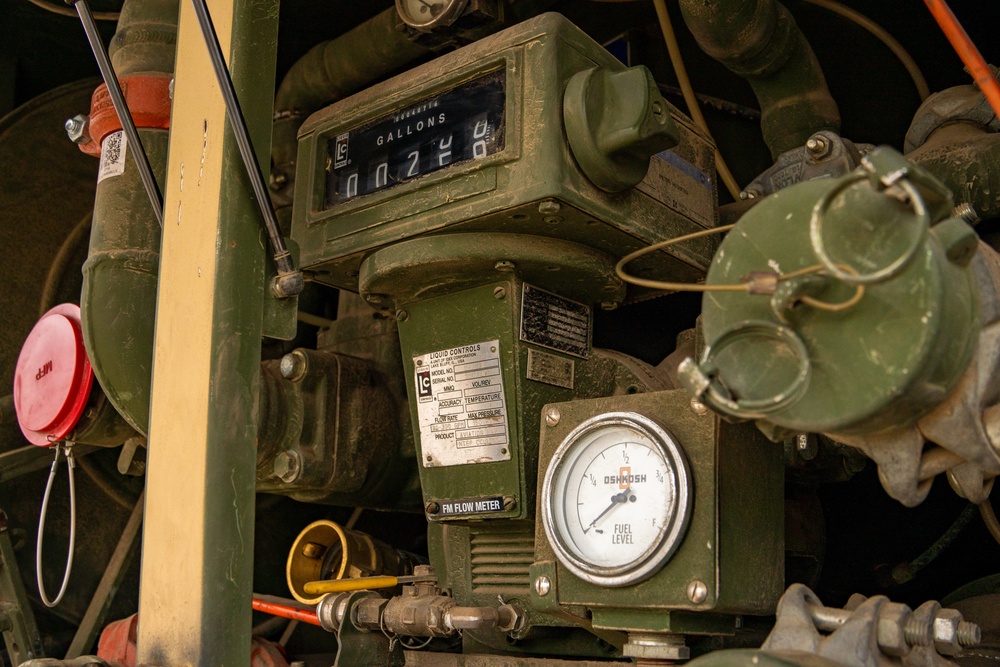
13, 304, 94, 447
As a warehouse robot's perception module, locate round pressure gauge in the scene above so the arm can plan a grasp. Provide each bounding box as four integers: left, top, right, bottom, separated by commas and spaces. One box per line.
541, 412, 692, 587
395, 0, 469, 32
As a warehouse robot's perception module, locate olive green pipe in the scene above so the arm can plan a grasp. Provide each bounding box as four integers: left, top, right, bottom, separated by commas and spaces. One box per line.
677, 0, 840, 158
80, 0, 177, 434
271, 8, 431, 186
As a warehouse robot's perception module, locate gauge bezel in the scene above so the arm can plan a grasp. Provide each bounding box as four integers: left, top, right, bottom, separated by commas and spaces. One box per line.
541, 411, 692, 587
395, 0, 469, 32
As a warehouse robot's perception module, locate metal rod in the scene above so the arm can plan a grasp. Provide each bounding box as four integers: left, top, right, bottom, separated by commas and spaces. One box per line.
65, 491, 144, 659
189, 0, 304, 298
68, 0, 164, 227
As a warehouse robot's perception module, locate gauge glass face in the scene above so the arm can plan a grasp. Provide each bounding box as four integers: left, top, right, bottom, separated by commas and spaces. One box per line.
396, 0, 465, 29
544, 414, 691, 585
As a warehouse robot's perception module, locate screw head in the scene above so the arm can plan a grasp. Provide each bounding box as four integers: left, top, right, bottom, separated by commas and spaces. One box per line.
534, 576, 551, 596
395, 309, 408, 322
494, 286, 507, 300
425, 501, 440, 515
538, 200, 561, 215
690, 398, 709, 415
503, 496, 516, 511
544, 407, 561, 427
687, 580, 708, 604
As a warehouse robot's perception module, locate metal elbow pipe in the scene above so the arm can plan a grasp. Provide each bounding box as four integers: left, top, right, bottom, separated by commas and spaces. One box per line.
271, 8, 431, 187
79, 0, 177, 434
677, 0, 840, 157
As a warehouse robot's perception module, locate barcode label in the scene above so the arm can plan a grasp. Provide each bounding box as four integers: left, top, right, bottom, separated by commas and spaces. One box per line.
98, 131, 127, 183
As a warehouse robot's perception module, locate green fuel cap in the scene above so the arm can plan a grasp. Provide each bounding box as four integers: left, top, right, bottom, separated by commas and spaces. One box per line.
685, 148, 980, 436
564, 65, 680, 192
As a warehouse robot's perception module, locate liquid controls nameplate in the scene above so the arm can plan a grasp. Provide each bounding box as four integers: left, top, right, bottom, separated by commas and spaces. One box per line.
414, 340, 511, 468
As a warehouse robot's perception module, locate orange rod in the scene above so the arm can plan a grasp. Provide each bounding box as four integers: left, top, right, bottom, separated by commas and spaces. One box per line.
923, 0, 1000, 120
252, 597, 323, 627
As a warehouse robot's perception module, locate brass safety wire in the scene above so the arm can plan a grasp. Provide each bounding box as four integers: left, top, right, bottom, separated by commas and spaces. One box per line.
36, 443, 77, 607
615, 225, 866, 311
799, 0, 930, 101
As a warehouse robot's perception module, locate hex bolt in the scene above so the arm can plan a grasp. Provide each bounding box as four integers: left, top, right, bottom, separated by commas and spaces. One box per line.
687, 580, 708, 604
690, 399, 709, 415
493, 286, 507, 300
805, 134, 831, 159
544, 407, 561, 427
534, 576, 551, 597
279, 350, 308, 382
538, 200, 561, 215
64, 114, 90, 144
272, 450, 302, 483
425, 501, 440, 515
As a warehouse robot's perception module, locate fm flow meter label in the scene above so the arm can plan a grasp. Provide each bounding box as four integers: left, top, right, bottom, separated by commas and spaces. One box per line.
98, 131, 127, 184
414, 340, 511, 468
438, 496, 506, 516
520, 284, 591, 359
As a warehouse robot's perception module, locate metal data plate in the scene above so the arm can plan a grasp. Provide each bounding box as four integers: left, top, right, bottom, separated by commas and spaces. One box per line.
413, 339, 512, 468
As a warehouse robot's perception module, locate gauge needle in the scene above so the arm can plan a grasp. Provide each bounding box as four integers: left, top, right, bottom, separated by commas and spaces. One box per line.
583, 488, 632, 534
417, 0, 441, 14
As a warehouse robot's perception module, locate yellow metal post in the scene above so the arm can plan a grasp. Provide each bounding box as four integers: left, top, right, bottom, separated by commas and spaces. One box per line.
137, 0, 278, 663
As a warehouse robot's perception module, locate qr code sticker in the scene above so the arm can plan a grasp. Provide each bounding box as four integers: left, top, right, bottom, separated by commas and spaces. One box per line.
98, 131, 128, 183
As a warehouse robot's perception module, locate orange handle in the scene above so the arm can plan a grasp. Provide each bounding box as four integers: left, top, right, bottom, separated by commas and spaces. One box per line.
252, 597, 322, 627
923, 0, 1000, 120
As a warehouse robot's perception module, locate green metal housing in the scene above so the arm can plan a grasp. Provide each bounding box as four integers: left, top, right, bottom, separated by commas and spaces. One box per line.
291, 12, 719, 295
530, 390, 785, 629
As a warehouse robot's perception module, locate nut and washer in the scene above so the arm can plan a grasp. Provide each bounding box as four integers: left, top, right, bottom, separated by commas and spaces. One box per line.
64, 114, 90, 144
279, 350, 308, 382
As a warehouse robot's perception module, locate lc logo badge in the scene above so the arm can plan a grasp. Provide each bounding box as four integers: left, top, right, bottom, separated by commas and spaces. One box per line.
416, 369, 432, 399
334, 132, 350, 168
